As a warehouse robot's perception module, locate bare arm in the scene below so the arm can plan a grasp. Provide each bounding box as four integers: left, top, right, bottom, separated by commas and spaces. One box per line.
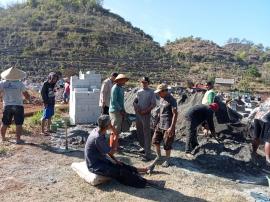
23, 91, 31, 102
170, 108, 178, 130
107, 153, 122, 165
167, 108, 178, 137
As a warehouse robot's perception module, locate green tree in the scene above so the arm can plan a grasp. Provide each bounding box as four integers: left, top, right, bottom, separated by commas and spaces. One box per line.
246, 65, 261, 78
236, 51, 247, 61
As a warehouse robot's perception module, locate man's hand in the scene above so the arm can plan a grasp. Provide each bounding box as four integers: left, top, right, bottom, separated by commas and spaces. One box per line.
166, 127, 175, 137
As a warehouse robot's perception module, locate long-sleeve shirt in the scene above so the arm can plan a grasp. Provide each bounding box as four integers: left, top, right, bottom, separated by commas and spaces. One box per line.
99, 78, 113, 107
133, 87, 156, 113
41, 81, 56, 106
185, 104, 215, 132
109, 84, 124, 113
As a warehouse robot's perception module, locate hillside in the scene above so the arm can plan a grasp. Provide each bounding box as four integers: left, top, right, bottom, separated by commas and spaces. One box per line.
0, 1, 270, 92
165, 36, 270, 92
0, 0, 182, 82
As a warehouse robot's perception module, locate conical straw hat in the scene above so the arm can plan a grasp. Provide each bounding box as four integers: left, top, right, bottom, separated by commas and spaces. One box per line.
114, 74, 129, 82
1, 67, 26, 80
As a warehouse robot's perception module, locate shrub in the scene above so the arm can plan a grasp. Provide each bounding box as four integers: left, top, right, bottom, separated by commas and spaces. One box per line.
246, 65, 261, 78
29, 111, 43, 125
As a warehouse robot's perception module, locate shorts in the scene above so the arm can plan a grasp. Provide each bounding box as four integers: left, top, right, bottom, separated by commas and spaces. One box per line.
109, 112, 123, 134
152, 128, 175, 150
102, 106, 109, 115
42, 105, 55, 119
2, 105, 24, 125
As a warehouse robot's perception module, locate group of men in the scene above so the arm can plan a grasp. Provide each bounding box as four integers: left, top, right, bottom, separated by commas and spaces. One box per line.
85, 76, 221, 188
98, 73, 179, 167
0, 67, 221, 189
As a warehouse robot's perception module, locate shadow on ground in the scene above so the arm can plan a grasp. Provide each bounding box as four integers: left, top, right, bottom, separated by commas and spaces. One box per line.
24, 141, 85, 159
97, 181, 207, 202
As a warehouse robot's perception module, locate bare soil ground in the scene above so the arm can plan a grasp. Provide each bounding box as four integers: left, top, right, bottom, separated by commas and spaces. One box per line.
1, 129, 269, 202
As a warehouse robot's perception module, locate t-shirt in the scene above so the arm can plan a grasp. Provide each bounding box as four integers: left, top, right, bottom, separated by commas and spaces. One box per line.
109, 84, 125, 113
202, 89, 216, 105
85, 128, 111, 169
185, 104, 215, 132
134, 87, 156, 112
41, 81, 56, 106
159, 94, 177, 130
64, 82, 70, 95
0, 80, 26, 107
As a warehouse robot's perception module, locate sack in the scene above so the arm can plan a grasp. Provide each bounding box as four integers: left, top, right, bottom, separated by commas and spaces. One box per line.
71, 162, 111, 186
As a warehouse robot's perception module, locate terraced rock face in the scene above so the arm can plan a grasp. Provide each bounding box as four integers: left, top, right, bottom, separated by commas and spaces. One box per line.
0, 1, 181, 81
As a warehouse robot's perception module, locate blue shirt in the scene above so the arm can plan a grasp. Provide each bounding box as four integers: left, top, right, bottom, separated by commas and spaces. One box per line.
109, 84, 125, 113
85, 128, 111, 169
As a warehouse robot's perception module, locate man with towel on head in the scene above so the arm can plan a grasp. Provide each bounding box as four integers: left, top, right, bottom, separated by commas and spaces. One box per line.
0, 67, 31, 144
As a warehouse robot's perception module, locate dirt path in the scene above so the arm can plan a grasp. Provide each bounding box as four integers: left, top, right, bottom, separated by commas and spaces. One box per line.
1, 133, 269, 202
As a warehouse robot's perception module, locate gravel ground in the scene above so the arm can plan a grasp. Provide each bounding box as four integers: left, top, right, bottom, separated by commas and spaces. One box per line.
0, 130, 269, 202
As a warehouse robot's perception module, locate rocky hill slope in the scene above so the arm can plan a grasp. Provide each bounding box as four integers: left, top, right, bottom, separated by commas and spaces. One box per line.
0, 1, 270, 91
165, 36, 270, 91
0, 0, 182, 82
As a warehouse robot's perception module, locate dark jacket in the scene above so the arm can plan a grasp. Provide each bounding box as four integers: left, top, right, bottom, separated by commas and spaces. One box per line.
185, 104, 215, 132
41, 81, 56, 106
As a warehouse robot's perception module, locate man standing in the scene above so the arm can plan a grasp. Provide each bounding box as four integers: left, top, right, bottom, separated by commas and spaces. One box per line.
109, 74, 129, 151
0, 67, 31, 144
99, 72, 118, 115
62, 78, 70, 104
41, 72, 59, 135
152, 84, 178, 167
184, 103, 219, 154
133, 77, 156, 161
202, 81, 216, 105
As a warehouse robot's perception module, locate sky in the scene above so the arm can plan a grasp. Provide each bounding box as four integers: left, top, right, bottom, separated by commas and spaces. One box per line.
1, 0, 270, 47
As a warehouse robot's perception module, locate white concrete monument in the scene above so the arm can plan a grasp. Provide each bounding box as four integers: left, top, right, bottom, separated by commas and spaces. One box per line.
69, 71, 101, 124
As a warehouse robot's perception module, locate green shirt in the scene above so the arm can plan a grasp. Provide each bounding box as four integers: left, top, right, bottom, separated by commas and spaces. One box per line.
109, 84, 125, 112
202, 89, 216, 105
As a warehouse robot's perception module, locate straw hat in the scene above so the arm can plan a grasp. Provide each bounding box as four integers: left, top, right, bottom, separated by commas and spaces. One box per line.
1, 67, 26, 81
114, 74, 129, 82
154, 83, 168, 93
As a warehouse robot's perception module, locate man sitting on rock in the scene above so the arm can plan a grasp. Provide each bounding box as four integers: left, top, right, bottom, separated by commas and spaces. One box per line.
184, 103, 219, 154
85, 115, 163, 189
